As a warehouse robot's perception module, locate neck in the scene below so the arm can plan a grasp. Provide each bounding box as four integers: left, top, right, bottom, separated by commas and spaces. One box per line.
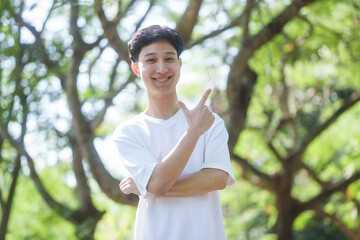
145, 93, 179, 120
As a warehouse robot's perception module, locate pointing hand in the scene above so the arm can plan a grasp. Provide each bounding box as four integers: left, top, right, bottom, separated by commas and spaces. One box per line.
177, 89, 215, 136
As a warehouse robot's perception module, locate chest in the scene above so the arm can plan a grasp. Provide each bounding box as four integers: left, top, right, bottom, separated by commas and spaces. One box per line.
142, 120, 206, 175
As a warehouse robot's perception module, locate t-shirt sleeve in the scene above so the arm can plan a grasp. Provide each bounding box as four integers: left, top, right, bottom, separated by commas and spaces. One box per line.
113, 123, 157, 198
202, 114, 235, 186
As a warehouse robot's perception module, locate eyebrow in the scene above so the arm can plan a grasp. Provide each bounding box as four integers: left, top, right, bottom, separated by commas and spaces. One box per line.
144, 51, 177, 57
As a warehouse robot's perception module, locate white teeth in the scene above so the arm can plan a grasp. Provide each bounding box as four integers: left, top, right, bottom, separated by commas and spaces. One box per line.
156, 77, 169, 82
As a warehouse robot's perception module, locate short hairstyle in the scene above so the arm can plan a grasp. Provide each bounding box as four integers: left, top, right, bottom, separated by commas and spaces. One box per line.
128, 25, 184, 63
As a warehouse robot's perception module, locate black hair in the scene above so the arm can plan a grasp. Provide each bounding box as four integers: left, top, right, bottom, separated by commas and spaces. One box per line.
128, 25, 184, 63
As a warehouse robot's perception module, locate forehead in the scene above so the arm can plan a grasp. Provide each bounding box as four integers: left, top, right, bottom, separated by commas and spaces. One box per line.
139, 39, 177, 58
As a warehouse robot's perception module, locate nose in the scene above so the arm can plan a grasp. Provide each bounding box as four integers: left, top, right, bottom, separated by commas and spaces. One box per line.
156, 60, 168, 73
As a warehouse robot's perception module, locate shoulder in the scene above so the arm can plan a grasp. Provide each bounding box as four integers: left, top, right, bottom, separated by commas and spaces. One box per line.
211, 112, 226, 129
113, 113, 147, 139
205, 112, 228, 139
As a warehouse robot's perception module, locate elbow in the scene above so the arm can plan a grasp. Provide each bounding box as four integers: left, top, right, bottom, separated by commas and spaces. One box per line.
217, 181, 227, 190
202, 168, 229, 191
147, 181, 170, 196
152, 188, 168, 197
215, 171, 229, 190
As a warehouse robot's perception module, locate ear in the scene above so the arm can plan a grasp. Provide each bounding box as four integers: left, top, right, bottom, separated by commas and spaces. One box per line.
179, 58, 182, 68
131, 62, 140, 77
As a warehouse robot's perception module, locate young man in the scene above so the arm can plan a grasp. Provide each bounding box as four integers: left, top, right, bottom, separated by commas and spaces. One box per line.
113, 25, 235, 240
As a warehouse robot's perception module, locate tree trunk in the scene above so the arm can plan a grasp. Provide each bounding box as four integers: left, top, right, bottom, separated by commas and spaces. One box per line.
71, 208, 103, 240
276, 197, 296, 240
274, 170, 297, 240
0, 155, 21, 240
227, 65, 257, 150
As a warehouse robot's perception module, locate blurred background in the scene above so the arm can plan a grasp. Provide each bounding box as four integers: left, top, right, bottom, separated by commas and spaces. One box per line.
0, 0, 359, 239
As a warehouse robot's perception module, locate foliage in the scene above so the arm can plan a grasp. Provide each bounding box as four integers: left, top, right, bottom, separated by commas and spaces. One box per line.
6, 174, 77, 240
295, 217, 348, 240
0, 0, 359, 239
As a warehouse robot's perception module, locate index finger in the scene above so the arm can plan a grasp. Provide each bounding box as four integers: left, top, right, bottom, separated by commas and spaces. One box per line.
196, 88, 212, 107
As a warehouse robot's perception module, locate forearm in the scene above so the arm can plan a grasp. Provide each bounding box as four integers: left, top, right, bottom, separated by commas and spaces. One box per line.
146, 130, 201, 195
164, 168, 229, 197
146, 89, 214, 196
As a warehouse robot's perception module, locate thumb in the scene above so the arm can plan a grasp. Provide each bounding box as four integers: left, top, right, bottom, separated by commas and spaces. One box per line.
177, 100, 189, 113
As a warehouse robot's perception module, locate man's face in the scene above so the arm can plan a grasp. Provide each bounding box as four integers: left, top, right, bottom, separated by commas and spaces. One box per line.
131, 39, 182, 98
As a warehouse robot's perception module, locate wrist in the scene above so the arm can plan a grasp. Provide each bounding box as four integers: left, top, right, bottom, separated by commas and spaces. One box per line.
186, 126, 203, 139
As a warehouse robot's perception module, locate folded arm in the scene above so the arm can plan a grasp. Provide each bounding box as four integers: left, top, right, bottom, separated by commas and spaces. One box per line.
145, 89, 214, 196
165, 168, 229, 196
120, 168, 229, 197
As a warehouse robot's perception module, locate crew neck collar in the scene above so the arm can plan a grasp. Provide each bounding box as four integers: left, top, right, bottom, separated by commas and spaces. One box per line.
141, 109, 182, 125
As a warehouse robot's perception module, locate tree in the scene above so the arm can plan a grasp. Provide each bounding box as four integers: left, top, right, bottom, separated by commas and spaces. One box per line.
0, 0, 359, 239
225, 1, 360, 239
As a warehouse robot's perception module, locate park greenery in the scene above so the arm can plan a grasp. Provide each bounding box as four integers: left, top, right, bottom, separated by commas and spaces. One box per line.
0, 0, 359, 239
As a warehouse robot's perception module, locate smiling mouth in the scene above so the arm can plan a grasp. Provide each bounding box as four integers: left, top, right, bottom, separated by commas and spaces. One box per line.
153, 76, 172, 82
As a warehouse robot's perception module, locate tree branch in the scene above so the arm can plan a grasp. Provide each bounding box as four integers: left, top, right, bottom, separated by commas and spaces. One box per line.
299, 171, 360, 213
313, 207, 360, 240
266, 117, 292, 142
232, 0, 318, 79
300, 162, 329, 188
227, 1, 318, 151
64, 1, 138, 206
0, 155, 21, 240
249, 0, 317, 51
298, 91, 360, 156
10, 11, 66, 85
94, 0, 130, 63
188, 0, 259, 48
65, 45, 138, 206
270, 22, 315, 157
175, 0, 203, 45
134, 0, 155, 32
40, 0, 57, 33
70, 0, 103, 53
0, 126, 74, 218
120, 0, 137, 19
232, 153, 276, 191
242, 0, 257, 40
89, 59, 135, 130
70, 135, 95, 211
267, 141, 285, 164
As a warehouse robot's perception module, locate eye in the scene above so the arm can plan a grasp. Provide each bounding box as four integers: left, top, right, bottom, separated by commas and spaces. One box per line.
146, 58, 156, 63
166, 57, 175, 62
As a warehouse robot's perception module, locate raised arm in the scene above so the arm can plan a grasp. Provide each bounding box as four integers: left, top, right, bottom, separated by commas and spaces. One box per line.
146, 89, 214, 196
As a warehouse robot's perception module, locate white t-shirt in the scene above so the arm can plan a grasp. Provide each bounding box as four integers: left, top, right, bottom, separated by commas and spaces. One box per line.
113, 109, 235, 240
